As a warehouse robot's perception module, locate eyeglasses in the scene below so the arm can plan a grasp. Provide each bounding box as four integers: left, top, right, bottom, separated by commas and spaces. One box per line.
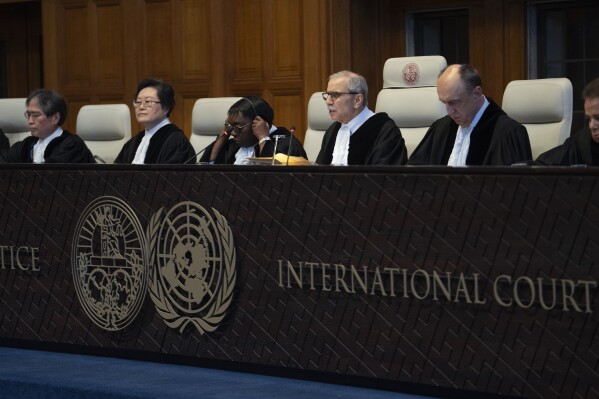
24, 111, 45, 120
321, 92, 358, 101
132, 99, 161, 108
224, 121, 252, 134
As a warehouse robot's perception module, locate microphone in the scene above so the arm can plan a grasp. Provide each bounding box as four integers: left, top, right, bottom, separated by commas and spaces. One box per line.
184, 130, 228, 164
287, 125, 296, 166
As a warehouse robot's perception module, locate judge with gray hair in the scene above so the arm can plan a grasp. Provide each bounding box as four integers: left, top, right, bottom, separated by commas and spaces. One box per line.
316, 70, 407, 165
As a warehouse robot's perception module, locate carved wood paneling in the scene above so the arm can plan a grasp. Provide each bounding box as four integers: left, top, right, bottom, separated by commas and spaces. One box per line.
232, 0, 263, 81
96, 3, 125, 86
143, 1, 174, 78
272, 0, 301, 79
181, 0, 211, 81
63, 5, 91, 87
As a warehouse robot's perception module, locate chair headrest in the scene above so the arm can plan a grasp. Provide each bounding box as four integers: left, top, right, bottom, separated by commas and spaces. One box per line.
502, 78, 573, 124
191, 97, 242, 136
307, 92, 331, 131
383, 56, 447, 88
76, 104, 131, 141
0, 98, 29, 133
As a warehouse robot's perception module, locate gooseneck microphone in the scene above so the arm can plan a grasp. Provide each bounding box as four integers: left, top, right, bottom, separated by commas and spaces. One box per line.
287, 125, 296, 166
184, 130, 229, 164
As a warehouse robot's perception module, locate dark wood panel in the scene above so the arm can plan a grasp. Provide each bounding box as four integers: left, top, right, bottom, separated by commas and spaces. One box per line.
63, 5, 91, 86
96, 3, 125, 86
180, 0, 212, 82
0, 2, 42, 97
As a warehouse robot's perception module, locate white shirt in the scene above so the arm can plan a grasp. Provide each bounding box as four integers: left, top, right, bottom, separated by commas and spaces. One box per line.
233, 124, 276, 165
132, 118, 170, 164
447, 98, 489, 166
32, 127, 63, 163
331, 107, 375, 165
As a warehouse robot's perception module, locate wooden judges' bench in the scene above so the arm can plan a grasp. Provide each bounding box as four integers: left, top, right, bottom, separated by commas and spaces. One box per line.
0, 164, 598, 399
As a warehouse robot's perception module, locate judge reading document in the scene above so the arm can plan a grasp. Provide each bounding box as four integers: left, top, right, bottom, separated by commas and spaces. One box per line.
199, 96, 306, 165
115, 78, 196, 164
315, 70, 407, 165
0, 89, 94, 163
536, 77, 599, 166
407, 64, 532, 166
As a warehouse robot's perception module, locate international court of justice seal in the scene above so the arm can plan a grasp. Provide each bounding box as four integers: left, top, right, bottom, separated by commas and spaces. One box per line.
148, 201, 236, 334
72, 196, 149, 331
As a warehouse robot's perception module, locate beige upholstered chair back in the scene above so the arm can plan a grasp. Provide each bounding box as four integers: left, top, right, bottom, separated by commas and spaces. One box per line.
76, 104, 132, 164
190, 97, 242, 156
375, 56, 447, 156
0, 98, 31, 146
502, 78, 573, 159
304, 92, 332, 162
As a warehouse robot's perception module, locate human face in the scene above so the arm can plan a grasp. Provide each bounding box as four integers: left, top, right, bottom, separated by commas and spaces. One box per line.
437, 69, 483, 128
325, 77, 362, 124
134, 87, 169, 130
584, 96, 599, 144
26, 98, 60, 139
226, 112, 256, 148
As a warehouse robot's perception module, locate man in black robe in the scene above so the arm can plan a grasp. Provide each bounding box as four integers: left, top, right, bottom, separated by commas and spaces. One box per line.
536, 77, 599, 166
0, 89, 95, 164
199, 96, 306, 164
315, 70, 407, 165
408, 64, 532, 166
115, 78, 196, 164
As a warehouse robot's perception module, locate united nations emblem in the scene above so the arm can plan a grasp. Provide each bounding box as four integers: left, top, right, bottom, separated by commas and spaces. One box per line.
402, 62, 420, 86
148, 202, 236, 334
72, 196, 149, 331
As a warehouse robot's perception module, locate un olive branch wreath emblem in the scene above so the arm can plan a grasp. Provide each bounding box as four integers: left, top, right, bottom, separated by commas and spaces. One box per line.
147, 206, 236, 334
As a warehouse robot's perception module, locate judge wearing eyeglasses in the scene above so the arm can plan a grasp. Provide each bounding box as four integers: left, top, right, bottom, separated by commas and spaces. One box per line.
200, 96, 306, 165
315, 70, 407, 165
114, 77, 196, 164
0, 89, 94, 164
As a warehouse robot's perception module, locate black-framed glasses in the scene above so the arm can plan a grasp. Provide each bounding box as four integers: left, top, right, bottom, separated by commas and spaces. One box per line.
224, 121, 252, 134
24, 111, 44, 120
132, 99, 161, 108
321, 92, 358, 101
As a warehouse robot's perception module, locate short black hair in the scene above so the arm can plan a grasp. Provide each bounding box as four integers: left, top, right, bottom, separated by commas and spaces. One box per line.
135, 78, 176, 117
26, 89, 67, 126
228, 96, 275, 127
582, 77, 599, 100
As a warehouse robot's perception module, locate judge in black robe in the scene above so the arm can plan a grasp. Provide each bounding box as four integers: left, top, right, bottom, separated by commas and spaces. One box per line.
408, 99, 532, 165
316, 70, 407, 166
0, 88, 95, 164
200, 126, 306, 164
199, 96, 307, 165
0, 130, 95, 163
115, 77, 196, 164
535, 127, 599, 166
0, 129, 9, 151
114, 123, 196, 164
407, 64, 531, 166
315, 112, 407, 165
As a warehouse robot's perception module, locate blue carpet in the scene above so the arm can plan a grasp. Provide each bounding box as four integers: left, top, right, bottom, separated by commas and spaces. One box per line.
0, 347, 437, 399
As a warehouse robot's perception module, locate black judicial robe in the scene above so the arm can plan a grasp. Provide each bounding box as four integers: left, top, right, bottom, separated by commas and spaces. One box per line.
199, 127, 307, 164
0, 130, 95, 163
0, 129, 8, 151
407, 99, 532, 166
535, 127, 599, 166
315, 112, 407, 165
114, 123, 196, 164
